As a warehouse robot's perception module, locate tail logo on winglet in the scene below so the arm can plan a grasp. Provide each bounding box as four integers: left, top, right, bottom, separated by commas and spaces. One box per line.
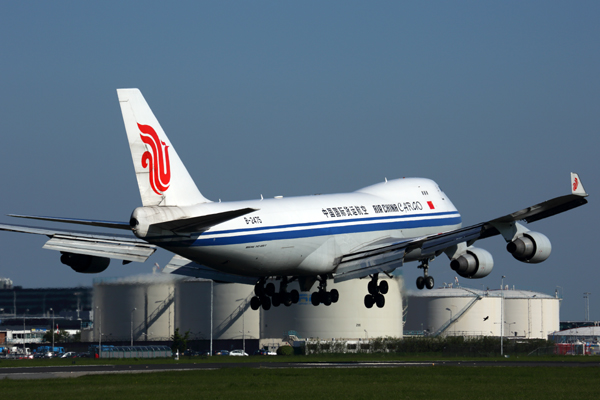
573, 177, 579, 192
138, 123, 171, 195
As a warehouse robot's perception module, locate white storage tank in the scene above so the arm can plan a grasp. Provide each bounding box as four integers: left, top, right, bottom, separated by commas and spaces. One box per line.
261, 277, 404, 340
405, 287, 502, 337
93, 275, 177, 342
501, 289, 560, 339
175, 279, 259, 340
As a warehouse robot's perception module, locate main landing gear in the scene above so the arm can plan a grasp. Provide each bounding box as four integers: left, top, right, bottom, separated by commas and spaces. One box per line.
364, 274, 388, 308
250, 277, 300, 311
310, 275, 339, 306
416, 261, 434, 290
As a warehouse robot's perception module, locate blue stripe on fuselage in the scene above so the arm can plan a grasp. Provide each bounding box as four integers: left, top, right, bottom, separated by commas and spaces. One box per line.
190, 212, 461, 246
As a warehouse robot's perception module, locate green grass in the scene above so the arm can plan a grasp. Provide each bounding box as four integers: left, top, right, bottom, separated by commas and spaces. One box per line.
0, 366, 599, 399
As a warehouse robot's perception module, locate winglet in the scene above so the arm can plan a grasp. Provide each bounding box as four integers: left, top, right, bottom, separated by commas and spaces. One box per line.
571, 172, 588, 196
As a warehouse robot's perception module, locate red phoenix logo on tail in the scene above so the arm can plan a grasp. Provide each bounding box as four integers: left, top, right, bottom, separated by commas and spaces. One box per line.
573, 177, 579, 192
138, 123, 171, 195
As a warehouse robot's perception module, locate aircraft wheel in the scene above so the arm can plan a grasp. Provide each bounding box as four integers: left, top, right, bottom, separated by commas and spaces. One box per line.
364, 294, 375, 309
265, 282, 276, 296
379, 280, 389, 295
425, 276, 434, 290
322, 292, 332, 306
311, 292, 320, 306
368, 280, 379, 295
290, 289, 300, 304
260, 296, 271, 311
254, 284, 264, 297
283, 292, 293, 307
375, 294, 385, 308
330, 289, 339, 303
271, 293, 281, 307
250, 296, 261, 310
416, 276, 425, 290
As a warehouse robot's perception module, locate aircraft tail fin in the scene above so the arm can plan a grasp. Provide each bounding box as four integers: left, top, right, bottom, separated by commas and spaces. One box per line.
117, 89, 210, 207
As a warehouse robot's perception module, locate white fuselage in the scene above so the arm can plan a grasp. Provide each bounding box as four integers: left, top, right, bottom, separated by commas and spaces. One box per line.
139, 178, 462, 277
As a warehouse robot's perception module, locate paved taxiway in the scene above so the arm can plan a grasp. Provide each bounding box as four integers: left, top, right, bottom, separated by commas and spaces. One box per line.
2, 360, 600, 380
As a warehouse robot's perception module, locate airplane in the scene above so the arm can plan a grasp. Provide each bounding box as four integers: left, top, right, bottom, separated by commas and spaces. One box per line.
0, 89, 589, 311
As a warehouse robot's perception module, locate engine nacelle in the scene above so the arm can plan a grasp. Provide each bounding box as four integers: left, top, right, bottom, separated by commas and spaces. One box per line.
450, 247, 494, 279
506, 231, 551, 263
60, 252, 110, 273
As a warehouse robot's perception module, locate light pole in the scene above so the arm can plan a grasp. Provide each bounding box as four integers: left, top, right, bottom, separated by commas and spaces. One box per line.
50, 308, 55, 352
131, 308, 137, 346
501, 275, 506, 356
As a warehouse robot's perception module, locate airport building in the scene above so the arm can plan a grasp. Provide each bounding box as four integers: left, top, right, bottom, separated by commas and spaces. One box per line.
0, 284, 92, 317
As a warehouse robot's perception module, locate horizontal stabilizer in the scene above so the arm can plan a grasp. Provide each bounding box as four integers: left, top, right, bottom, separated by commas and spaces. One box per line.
8, 214, 131, 230
152, 207, 259, 234
44, 236, 155, 263
163, 255, 257, 284
0, 223, 156, 263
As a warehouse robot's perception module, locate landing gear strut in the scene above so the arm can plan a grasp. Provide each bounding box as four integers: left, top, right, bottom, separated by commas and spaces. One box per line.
416, 261, 434, 290
311, 275, 339, 307
250, 277, 300, 311
364, 274, 387, 308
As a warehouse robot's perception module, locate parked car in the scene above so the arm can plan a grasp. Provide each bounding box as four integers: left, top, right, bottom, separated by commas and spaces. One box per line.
229, 349, 248, 356
253, 348, 276, 356
60, 352, 77, 358
214, 350, 229, 356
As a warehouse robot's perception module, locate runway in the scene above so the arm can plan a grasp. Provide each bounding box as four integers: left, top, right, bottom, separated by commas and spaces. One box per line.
1, 360, 599, 380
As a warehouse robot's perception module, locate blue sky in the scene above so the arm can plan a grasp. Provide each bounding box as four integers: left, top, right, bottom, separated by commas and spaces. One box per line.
0, 1, 598, 321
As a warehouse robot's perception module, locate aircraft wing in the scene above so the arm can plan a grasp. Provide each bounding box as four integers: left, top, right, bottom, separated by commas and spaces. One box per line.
0, 223, 156, 263
333, 173, 588, 282
163, 254, 258, 284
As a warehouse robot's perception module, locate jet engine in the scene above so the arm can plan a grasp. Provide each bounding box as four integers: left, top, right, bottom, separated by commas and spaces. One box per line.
60, 252, 110, 273
506, 232, 551, 263
450, 247, 494, 279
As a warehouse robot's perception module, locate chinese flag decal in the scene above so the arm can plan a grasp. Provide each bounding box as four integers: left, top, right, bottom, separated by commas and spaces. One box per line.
427, 201, 435, 210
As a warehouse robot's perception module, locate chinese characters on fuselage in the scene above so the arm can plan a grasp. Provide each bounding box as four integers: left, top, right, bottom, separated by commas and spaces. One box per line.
321, 201, 424, 218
